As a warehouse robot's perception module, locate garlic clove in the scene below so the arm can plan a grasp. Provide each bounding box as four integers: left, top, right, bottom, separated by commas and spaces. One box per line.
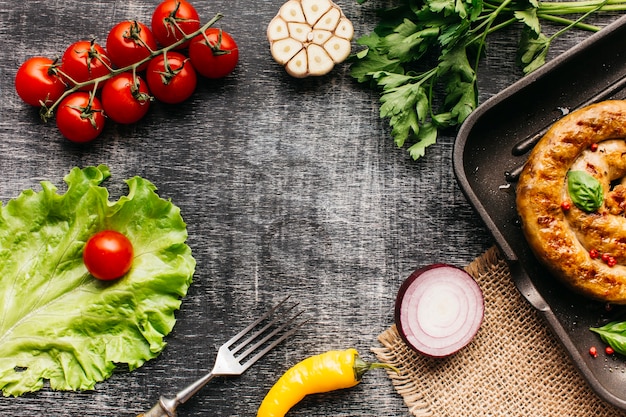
267, 17, 289, 41
313, 7, 340, 31
285, 49, 309, 78
270, 38, 304, 65
310, 29, 332, 46
288, 22, 313, 43
301, 0, 332, 26
323, 36, 351, 63
334, 18, 354, 40
306, 44, 334, 76
279, 0, 306, 23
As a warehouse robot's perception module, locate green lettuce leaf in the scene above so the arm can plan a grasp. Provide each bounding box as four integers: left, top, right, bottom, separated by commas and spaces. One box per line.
0, 165, 195, 396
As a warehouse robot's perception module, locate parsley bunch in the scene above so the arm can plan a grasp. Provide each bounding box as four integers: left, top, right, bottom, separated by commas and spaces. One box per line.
351, 0, 626, 159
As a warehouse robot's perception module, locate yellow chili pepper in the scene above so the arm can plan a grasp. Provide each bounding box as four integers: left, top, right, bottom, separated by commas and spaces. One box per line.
257, 348, 395, 417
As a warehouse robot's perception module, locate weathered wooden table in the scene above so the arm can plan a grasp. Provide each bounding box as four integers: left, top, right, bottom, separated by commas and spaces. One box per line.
0, 1, 620, 416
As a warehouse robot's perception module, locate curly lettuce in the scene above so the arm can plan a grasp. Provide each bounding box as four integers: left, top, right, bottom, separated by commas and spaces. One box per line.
0, 165, 195, 396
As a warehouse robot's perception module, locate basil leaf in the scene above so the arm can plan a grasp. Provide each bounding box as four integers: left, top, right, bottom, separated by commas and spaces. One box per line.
567, 170, 603, 212
591, 321, 626, 356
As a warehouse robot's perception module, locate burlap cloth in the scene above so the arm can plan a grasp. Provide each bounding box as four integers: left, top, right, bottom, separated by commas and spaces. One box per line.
373, 246, 626, 416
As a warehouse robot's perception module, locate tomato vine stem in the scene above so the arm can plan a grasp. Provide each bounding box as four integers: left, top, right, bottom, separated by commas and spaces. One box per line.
41, 12, 224, 121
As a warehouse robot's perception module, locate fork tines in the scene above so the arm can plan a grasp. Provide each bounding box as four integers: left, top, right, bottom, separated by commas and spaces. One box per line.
225, 296, 307, 372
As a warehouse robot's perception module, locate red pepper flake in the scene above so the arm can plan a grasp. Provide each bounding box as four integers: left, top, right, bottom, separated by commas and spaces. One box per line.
602, 253, 611, 263
590, 143, 599, 152
589, 346, 598, 357
607, 256, 617, 267
589, 249, 600, 259
606, 346, 615, 355
561, 201, 571, 211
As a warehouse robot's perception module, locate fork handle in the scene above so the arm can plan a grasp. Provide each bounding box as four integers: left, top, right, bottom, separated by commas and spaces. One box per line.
137, 397, 176, 417
138, 372, 217, 417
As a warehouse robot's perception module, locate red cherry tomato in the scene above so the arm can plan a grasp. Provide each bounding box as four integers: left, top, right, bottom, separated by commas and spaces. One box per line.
83, 230, 134, 281
189, 28, 239, 79
15, 57, 67, 107
106, 20, 157, 71
102, 72, 151, 124
151, 0, 200, 49
60, 40, 112, 90
146, 51, 197, 104
56, 92, 105, 143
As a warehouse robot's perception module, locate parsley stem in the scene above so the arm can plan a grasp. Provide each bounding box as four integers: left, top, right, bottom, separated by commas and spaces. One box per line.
537, 13, 600, 31
466, 0, 514, 56
540, 4, 626, 13
482, 17, 517, 36
540, 0, 626, 9
544, 0, 609, 39
482, 0, 626, 14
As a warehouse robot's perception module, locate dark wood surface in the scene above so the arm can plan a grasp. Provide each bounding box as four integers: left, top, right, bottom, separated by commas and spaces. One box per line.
0, 1, 621, 416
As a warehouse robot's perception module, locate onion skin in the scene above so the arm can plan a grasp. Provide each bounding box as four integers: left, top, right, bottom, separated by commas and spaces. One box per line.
395, 263, 484, 358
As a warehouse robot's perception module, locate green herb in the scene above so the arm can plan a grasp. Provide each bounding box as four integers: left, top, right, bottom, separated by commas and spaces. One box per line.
0, 165, 195, 396
351, 0, 626, 159
567, 170, 603, 212
591, 321, 626, 356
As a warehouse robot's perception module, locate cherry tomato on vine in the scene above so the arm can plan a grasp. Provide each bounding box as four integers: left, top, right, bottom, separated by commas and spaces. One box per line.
146, 51, 197, 104
83, 230, 134, 281
151, 0, 200, 49
60, 40, 112, 90
189, 28, 239, 79
15, 57, 67, 107
102, 72, 152, 124
56, 92, 105, 143
106, 20, 157, 71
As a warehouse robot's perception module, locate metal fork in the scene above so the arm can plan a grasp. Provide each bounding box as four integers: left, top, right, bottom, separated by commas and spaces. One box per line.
138, 297, 306, 417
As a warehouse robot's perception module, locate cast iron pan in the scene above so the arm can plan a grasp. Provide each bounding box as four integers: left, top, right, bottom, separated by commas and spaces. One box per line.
453, 14, 626, 410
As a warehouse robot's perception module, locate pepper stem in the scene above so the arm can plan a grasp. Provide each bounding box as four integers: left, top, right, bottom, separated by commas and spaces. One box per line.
353, 355, 399, 381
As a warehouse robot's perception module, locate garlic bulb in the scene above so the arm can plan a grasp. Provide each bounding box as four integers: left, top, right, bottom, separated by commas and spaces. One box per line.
267, 0, 354, 78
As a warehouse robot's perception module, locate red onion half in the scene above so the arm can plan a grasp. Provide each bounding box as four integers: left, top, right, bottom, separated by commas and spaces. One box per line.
395, 264, 484, 357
